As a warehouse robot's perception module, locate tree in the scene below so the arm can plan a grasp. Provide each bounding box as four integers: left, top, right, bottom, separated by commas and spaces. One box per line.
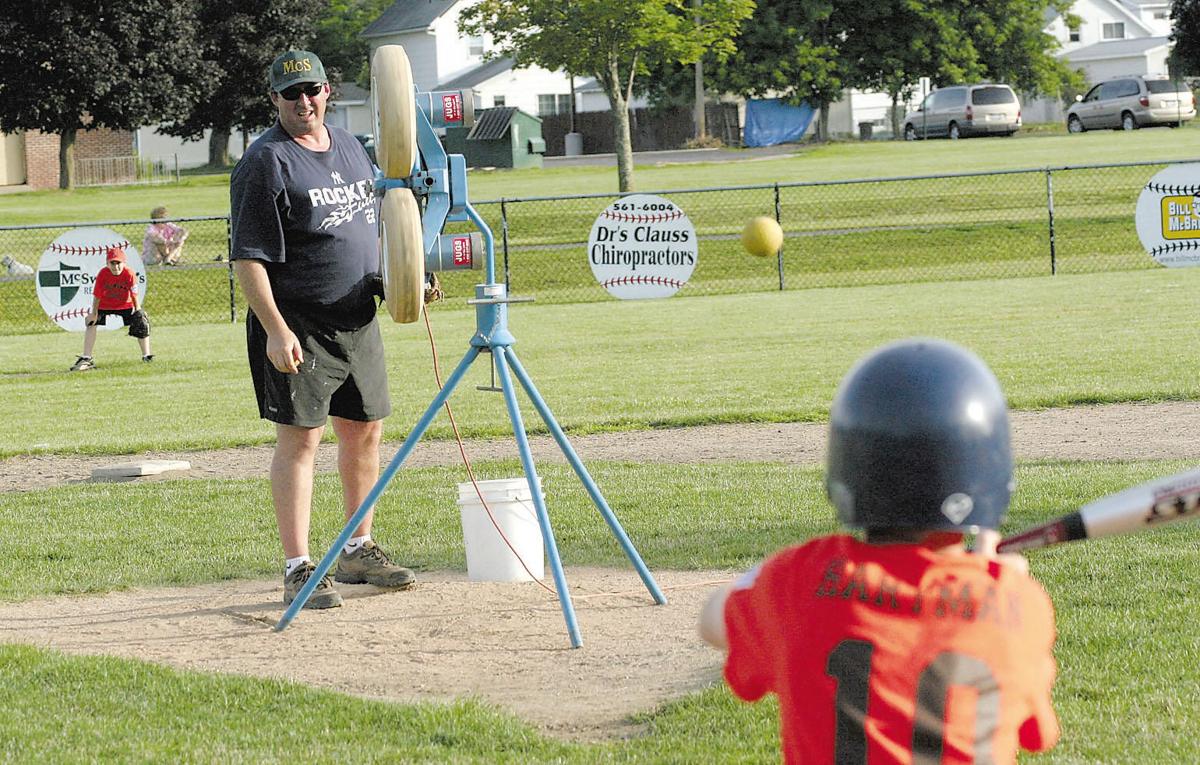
838, 1, 986, 139
158, 0, 322, 168
708, 0, 1080, 142
313, 0, 394, 88
459, 0, 753, 192
0, 0, 202, 189
951, 0, 1082, 97
713, 0, 844, 141
1171, 0, 1200, 77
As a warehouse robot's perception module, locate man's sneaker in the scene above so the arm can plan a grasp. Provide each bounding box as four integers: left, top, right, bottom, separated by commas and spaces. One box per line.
142, 355, 154, 363
69, 356, 94, 372
335, 540, 416, 588
283, 562, 343, 609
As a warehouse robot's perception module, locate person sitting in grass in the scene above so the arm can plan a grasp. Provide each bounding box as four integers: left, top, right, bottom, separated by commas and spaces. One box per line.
70, 247, 152, 371
142, 206, 189, 266
700, 338, 1059, 764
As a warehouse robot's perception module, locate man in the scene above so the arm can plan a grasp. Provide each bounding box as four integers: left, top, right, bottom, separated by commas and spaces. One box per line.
700, 338, 1059, 763
230, 50, 414, 609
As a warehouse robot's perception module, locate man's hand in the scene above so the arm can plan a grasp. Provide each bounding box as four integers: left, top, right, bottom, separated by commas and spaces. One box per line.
266, 329, 304, 373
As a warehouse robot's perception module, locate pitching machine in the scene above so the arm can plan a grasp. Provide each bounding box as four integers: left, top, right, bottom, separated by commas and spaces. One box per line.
275, 46, 666, 646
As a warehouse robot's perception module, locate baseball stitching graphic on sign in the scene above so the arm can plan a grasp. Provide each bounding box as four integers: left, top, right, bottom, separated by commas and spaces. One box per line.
587, 194, 698, 300
35, 227, 147, 332
1135, 164, 1200, 267
599, 275, 687, 290
47, 240, 132, 256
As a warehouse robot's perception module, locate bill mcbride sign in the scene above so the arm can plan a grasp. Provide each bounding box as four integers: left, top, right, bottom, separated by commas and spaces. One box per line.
1136, 163, 1200, 266
587, 194, 698, 299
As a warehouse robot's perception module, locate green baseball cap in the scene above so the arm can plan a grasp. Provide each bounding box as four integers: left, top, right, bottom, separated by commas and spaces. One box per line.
270, 50, 327, 92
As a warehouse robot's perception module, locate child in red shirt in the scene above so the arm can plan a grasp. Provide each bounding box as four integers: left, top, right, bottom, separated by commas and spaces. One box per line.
70, 247, 153, 371
700, 338, 1059, 765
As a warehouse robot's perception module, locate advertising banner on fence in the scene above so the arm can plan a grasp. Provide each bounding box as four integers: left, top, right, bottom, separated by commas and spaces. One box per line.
1136, 163, 1200, 267
587, 194, 697, 299
36, 227, 146, 331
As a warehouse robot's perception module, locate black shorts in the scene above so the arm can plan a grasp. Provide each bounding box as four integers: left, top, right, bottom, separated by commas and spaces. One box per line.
89, 308, 134, 326
90, 308, 150, 338
247, 309, 391, 428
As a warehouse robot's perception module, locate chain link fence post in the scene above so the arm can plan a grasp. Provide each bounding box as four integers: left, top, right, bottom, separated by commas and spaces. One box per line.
501, 199, 511, 290
1046, 169, 1057, 275
226, 216, 236, 322
774, 182, 784, 291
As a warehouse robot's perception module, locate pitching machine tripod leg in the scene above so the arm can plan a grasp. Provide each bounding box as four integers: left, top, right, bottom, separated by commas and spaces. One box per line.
492, 345, 583, 648
275, 344, 483, 631
504, 348, 667, 605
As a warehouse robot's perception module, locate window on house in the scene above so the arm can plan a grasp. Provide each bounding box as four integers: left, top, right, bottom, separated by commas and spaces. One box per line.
493, 95, 506, 107
1155, 11, 1167, 19
468, 35, 485, 56
537, 94, 575, 116
1102, 22, 1125, 39
1068, 24, 1080, 42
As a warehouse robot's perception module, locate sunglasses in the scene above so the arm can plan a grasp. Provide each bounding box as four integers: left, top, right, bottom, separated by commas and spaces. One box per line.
278, 82, 324, 101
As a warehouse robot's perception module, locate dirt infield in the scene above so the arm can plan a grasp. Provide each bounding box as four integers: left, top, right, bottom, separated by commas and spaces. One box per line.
5, 402, 1200, 493
1, 402, 1198, 739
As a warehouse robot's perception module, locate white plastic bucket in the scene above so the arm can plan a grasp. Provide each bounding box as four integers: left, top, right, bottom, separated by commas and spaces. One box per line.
457, 477, 545, 582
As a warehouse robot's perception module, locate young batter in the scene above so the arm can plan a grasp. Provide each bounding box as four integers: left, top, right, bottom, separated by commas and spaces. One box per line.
700, 338, 1059, 764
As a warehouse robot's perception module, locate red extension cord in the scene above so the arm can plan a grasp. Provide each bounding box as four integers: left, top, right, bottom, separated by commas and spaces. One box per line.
421, 304, 556, 594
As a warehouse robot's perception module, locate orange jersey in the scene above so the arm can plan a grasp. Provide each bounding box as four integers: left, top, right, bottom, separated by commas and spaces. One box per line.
94, 267, 136, 311
724, 534, 1058, 764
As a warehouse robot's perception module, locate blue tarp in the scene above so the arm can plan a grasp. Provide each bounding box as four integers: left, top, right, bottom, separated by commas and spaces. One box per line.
743, 98, 815, 148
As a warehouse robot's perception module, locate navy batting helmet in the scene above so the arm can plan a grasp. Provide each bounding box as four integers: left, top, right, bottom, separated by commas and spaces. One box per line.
826, 338, 1013, 532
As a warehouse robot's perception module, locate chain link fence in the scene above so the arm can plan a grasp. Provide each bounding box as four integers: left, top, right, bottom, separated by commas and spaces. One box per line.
0, 159, 1186, 335
0, 217, 233, 334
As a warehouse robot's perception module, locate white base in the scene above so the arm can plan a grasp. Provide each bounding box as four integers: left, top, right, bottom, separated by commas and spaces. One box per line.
92, 459, 192, 479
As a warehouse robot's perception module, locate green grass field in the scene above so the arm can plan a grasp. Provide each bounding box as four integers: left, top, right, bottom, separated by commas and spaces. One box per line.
4, 269, 1200, 761
2, 460, 1198, 763
4, 132, 1200, 762
6, 268, 1200, 457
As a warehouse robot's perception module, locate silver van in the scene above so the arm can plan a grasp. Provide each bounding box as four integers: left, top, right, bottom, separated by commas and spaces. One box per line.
1066, 75, 1196, 132
903, 84, 1022, 140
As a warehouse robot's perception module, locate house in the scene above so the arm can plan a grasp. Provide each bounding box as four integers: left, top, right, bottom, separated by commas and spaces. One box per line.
325, 82, 374, 136
1046, 0, 1173, 81
361, 0, 579, 119
1023, 0, 1176, 123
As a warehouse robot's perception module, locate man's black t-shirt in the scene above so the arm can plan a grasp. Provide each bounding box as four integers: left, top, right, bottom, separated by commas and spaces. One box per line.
230, 123, 380, 329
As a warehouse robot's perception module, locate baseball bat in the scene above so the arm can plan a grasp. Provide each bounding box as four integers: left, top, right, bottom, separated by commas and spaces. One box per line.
996, 466, 1200, 553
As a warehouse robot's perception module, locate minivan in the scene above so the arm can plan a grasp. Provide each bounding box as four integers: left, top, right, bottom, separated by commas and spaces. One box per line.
902, 84, 1022, 140
1066, 75, 1196, 132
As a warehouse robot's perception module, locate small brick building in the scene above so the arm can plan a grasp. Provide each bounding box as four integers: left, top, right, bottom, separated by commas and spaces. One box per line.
3, 126, 136, 189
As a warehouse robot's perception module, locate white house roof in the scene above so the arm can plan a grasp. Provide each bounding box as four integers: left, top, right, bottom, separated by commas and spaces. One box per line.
1063, 35, 1169, 61
436, 57, 515, 91
362, 0, 458, 38
1043, 0, 1158, 36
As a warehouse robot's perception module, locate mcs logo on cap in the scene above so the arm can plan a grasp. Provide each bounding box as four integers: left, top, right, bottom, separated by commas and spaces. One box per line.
270, 50, 327, 91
